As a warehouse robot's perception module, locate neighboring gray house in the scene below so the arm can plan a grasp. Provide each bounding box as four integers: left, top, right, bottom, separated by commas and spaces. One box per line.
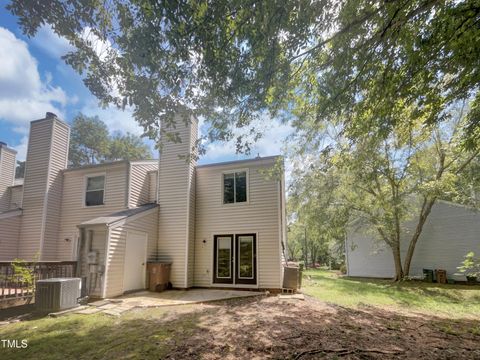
345, 201, 480, 280
0, 112, 287, 297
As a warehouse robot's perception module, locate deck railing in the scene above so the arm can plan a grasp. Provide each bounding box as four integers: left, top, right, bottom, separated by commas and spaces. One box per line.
0, 261, 77, 301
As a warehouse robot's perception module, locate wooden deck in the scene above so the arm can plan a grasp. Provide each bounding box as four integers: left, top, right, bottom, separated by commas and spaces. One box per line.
0, 261, 77, 304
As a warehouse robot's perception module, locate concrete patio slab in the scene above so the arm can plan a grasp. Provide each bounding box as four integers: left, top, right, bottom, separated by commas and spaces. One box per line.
76, 307, 103, 315
118, 289, 264, 308
89, 300, 110, 307
77, 289, 264, 316
97, 303, 119, 310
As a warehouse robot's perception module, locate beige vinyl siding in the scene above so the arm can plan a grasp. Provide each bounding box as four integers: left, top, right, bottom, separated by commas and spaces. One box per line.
104, 209, 158, 298
157, 117, 195, 288
0, 213, 21, 260
148, 171, 158, 203
9, 186, 23, 210
0, 147, 16, 212
57, 163, 129, 260
42, 120, 70, 260
104, 227, 126, 297
279, 172, 287, 281
194, 158, 283, 289
346, 201, 480, 280
19, 118, 62, 261
128, 161, 158, 207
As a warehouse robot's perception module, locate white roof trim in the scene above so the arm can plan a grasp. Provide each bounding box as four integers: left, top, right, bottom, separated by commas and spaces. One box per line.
0, 209, 22, 219
108, 206, 158, 229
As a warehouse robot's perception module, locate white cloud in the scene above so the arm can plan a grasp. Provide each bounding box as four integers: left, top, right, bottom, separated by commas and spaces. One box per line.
81, 27, 112, 62
31, 25, 74, 58
12, 136, 29, 162
200, 117, 293, 163
198, 117, 294, 185
79, 98, 157, 156
0, 27, 69, 132
80, 99, 143, 135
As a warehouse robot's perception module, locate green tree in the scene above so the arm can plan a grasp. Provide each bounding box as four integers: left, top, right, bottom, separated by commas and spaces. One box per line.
285, 224, 303, 262
15, 160, 25, 179
288, 157, 348, 267
69, 114, 110, 166
443, 156, 480, 208
68, 114, 152, 166
315, 106, 479, 280
7, 0, 480, 150
106, 132, 152, 161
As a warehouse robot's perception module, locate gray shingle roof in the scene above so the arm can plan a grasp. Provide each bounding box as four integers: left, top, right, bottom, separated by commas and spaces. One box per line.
79, 203, 158, 227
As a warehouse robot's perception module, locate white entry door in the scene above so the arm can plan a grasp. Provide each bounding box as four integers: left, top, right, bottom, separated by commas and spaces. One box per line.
123, 231, 147, 292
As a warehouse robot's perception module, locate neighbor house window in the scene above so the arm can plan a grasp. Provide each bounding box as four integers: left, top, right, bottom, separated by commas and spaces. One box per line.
223, 171, 247, 204
85, 175, 105, 206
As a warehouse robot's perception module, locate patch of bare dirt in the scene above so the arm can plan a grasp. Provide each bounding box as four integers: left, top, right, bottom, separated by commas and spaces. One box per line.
162, 295, 480, 359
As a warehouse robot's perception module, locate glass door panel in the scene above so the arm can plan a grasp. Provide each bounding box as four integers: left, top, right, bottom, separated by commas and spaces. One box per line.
213, 235, 233, 283
235, 234, 256, 284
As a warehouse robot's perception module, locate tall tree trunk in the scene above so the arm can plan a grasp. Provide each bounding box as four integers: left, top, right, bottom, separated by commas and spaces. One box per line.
377, 227, 404, 281
403, 197, 436, 276
391, 243, 404, 281
303, 227, 308, 267
311, 247, 317, 268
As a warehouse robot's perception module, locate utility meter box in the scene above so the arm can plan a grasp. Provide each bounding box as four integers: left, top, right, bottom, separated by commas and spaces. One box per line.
89, 264, 105, 274
87, 251, 98, 264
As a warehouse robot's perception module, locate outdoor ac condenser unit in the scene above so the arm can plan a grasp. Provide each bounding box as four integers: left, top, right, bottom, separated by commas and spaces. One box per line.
36, 278, 81, 312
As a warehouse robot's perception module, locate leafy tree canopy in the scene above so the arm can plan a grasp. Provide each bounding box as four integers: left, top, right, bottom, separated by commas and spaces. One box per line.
69, 113, 110, 166
8, 0, 480, 150
288, 157, 348, 266
69, 113, 151, 167
106, 132, 152, 162
15, 160, 25, 179
289, 103, 479, 279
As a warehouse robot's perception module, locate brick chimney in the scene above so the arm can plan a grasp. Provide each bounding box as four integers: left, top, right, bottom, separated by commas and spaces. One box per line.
157, 112, 198, 288
0, 142, 17, 212
18, 113, 70, 261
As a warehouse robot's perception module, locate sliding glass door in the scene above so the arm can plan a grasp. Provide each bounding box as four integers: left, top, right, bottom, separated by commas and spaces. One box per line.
213, 234, 256, 285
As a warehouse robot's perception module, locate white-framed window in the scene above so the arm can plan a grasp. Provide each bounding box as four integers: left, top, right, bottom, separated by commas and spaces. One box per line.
223, 170, 248, 204
85, 175, 105, 206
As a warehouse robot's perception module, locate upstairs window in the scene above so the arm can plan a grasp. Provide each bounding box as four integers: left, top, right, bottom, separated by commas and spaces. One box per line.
223, 171, 247, 204
85, 175, 105, 206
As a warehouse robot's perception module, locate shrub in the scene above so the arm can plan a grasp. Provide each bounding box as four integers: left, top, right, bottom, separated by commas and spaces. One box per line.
10, 258, 36, 290
457, 252, 480, 280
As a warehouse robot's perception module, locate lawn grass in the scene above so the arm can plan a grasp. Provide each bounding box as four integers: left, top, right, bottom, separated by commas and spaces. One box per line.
0, 289, 479, 359
302, 268, 480, 318
0, 306, 199, 360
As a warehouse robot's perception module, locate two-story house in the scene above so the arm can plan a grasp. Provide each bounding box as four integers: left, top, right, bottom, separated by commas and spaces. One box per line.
0, 112, 286, 298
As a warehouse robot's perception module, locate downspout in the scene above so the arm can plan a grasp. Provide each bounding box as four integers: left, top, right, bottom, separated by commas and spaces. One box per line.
184, 122, 193, 289
126, 161, 131, 208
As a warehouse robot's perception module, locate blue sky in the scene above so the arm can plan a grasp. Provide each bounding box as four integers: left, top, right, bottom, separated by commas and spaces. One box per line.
0, 8, 292, 166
